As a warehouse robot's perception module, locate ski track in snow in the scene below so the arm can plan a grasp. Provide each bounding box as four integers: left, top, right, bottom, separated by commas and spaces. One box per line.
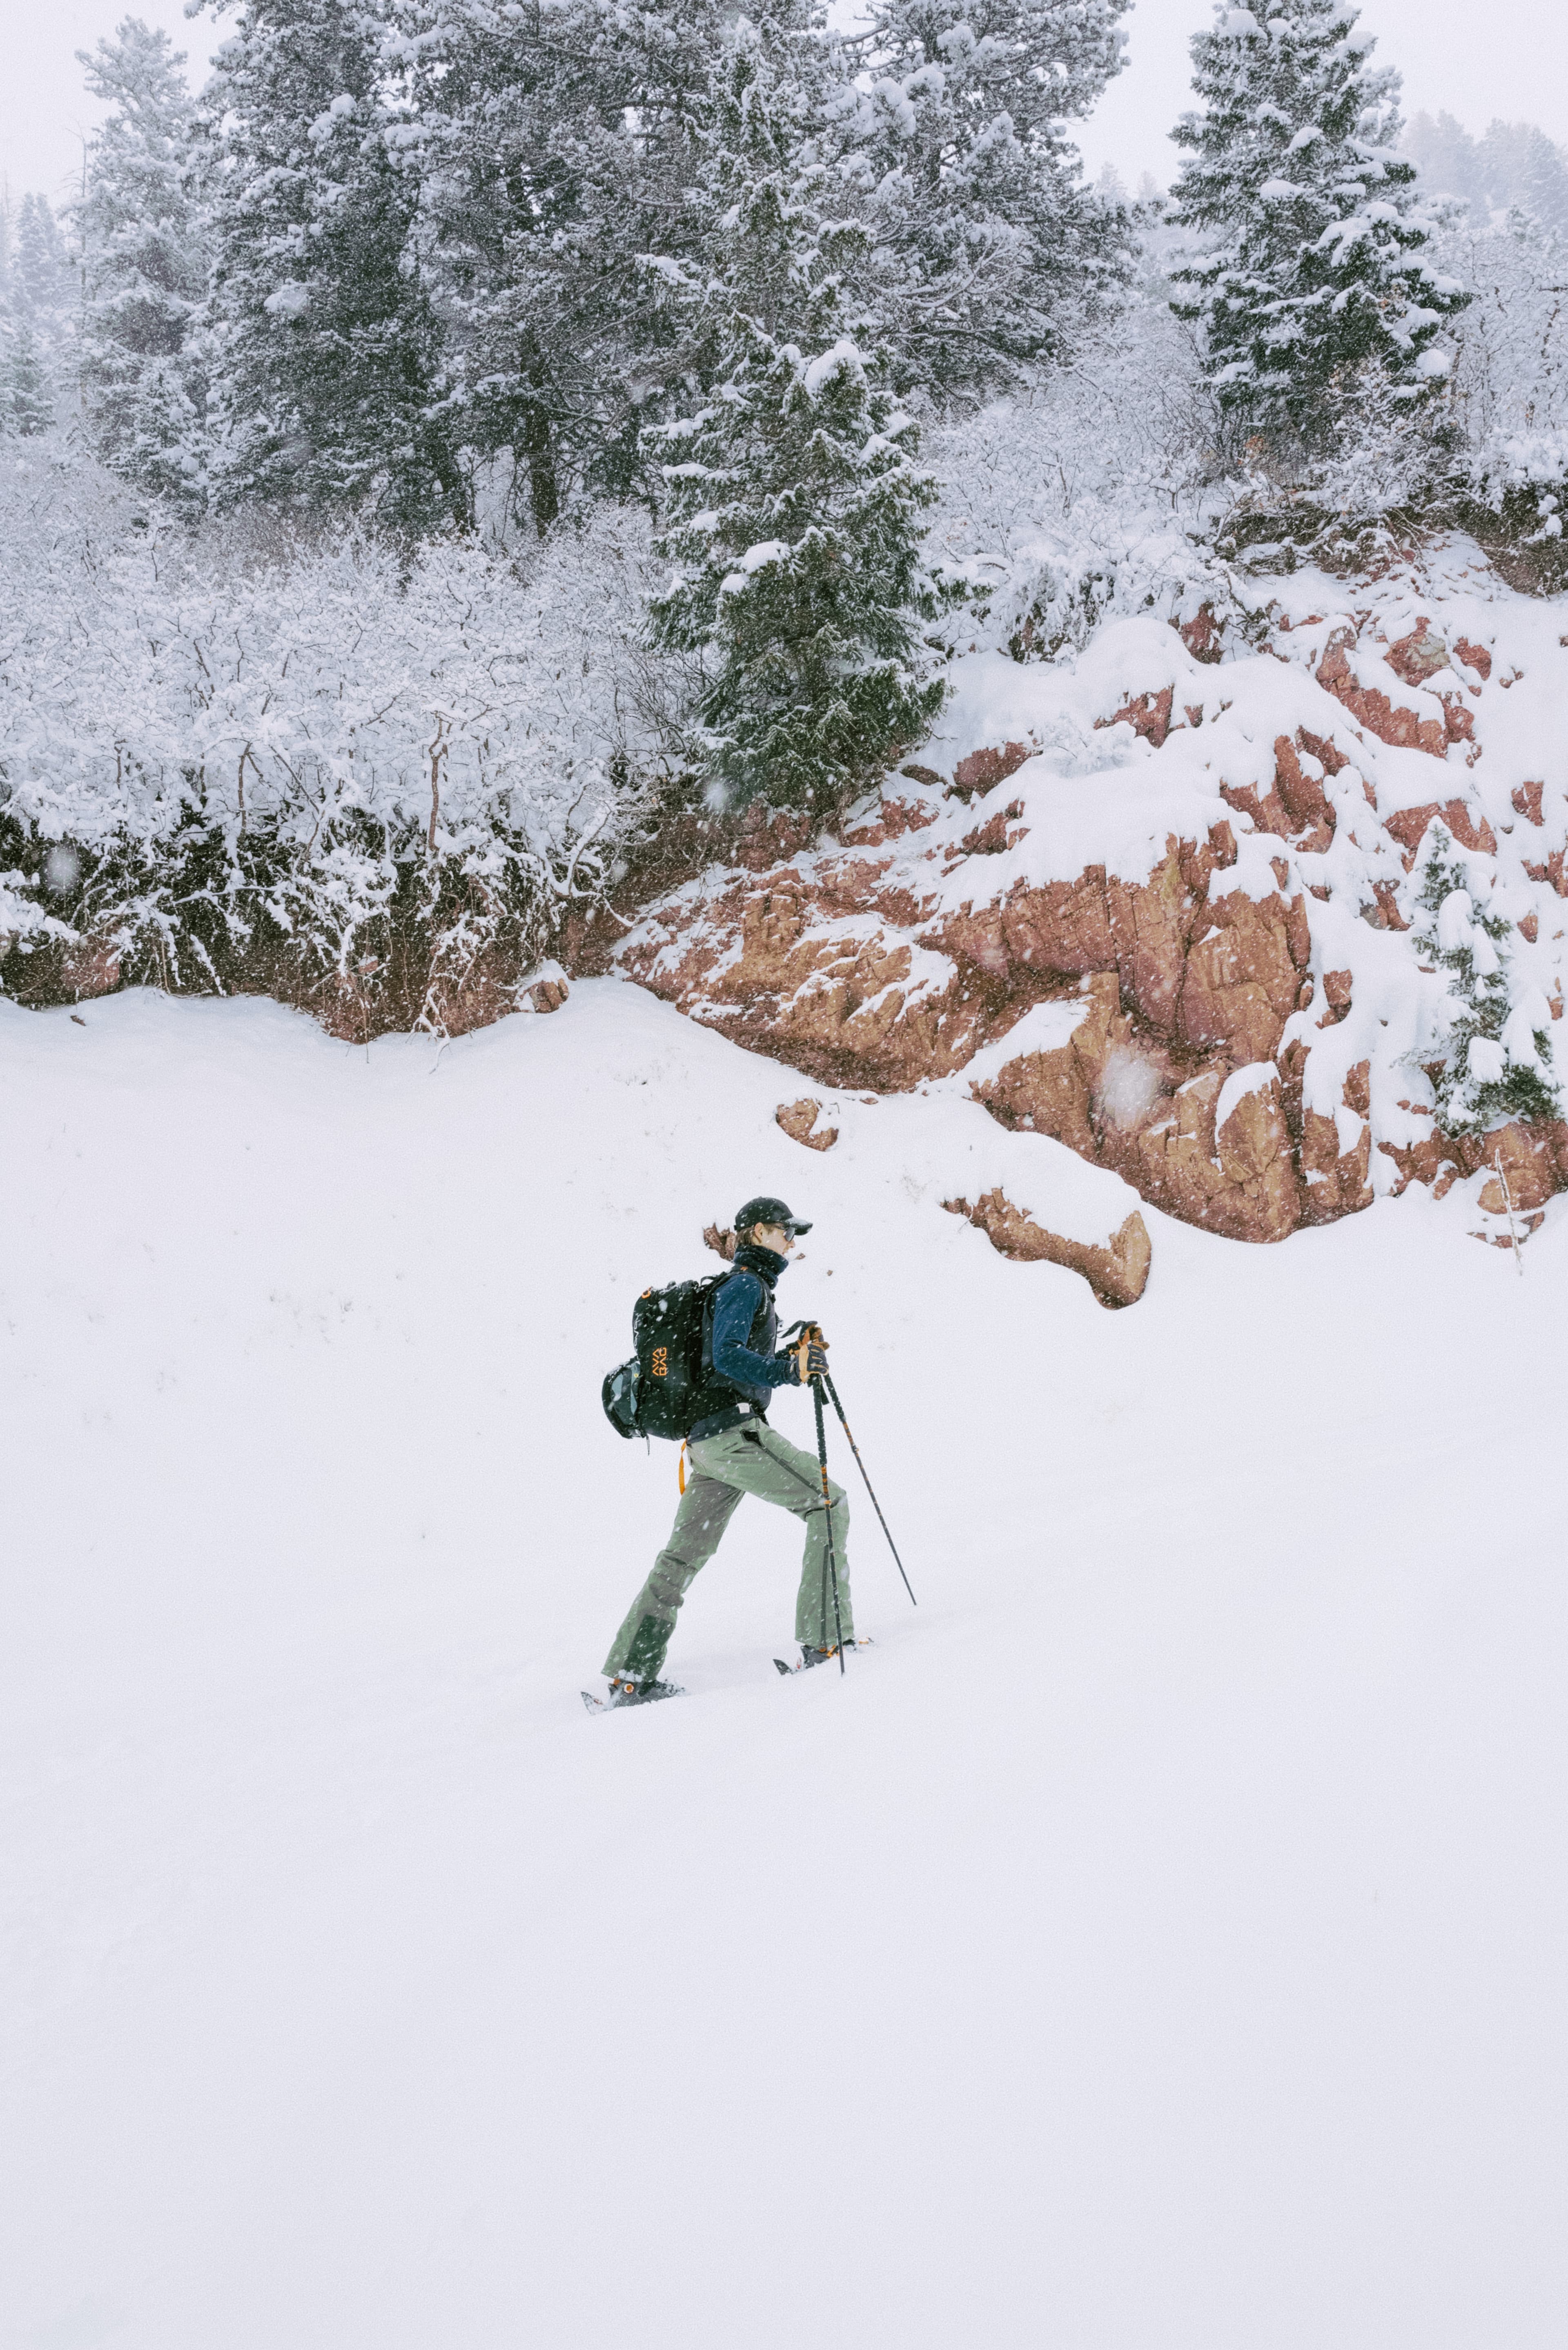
2, 980, 1565, 2349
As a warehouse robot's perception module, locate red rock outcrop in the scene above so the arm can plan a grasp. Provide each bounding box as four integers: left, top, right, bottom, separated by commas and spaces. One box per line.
951, 742, 1033, 801
1386, 620, 1450, 687
1218, 733, 1339, 853
960, 801, 1026, 856
943, 1186, 1152, 1307
623, 804, 1320, 1244
1380, 619, 1481, 750
1179, 881, 1311, 1068
1179, 606, 1225, 664
1097, 684, 1176, 748
1379, 1119, 1568, 1208
602, 602, 1568, 1251
1383, 799, 1498, 865
969, 975, 1320, 1244
1278, 1043, 1374, 1223
776, 1097, 838, 1151
1317, 629, 1449, 757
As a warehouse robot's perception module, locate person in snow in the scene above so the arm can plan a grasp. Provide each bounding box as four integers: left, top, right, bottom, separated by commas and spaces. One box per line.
600, 1196, 853, 1704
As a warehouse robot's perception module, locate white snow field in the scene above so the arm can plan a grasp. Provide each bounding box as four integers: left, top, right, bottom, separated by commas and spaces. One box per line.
3, 979, 1566, 2350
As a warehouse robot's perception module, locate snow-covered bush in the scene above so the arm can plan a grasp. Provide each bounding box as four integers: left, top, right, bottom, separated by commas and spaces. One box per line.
1463, 430, 1568, 586
0, 448, 673, 1026
1441, 213, 1568, 437
920, 285, 1254, 657
1417, 209, 1568, 579
1410, 839, 1560, 1135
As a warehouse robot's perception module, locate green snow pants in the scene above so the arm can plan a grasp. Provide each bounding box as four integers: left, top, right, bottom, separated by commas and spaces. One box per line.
603, 1421, 853, 1683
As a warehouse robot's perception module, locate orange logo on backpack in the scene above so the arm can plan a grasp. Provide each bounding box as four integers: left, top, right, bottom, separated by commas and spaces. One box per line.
652, 1347, 668, 1378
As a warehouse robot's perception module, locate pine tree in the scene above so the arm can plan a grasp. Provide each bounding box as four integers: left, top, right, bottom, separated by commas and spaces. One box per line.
0, 191, 14, 433
75, 18, 210, 507
1169, 0, 1468, 454
199, 0, 466, 531
647, 20, 945, 812
1413, 840, 1560, 1134
842, 0, 1133, 396
4, 194, 74, 437
397, 0, 725, 533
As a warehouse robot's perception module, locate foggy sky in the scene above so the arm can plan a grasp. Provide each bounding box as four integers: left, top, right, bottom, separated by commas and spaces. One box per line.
4, 0, 1566, 212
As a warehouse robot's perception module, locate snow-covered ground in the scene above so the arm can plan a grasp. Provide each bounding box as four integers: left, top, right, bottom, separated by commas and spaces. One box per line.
3, 979, 1565, 2350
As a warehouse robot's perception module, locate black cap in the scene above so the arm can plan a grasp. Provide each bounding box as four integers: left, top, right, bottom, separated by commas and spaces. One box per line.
735, 1195, 813, 1237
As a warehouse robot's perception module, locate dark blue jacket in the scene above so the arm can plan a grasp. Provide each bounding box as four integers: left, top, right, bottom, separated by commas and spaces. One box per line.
690, 1244, 800, 1440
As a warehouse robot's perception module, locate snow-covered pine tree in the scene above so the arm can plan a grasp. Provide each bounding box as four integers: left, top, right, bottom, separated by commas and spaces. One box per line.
4, 194, 74, 437
840, 0, 1132, 397
396, 0, 721, 532
75, 18, 210, 508
199, 0, 465, 530
648, 18, 945, 812
1169, 0, 1468, 455
1412, 837, 1560, 1134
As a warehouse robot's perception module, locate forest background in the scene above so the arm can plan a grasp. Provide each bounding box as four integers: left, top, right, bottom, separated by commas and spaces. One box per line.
4, 0, 1568, 1057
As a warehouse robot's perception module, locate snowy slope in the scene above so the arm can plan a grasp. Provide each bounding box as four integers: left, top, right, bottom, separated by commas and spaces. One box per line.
3, 981, 1566, 2350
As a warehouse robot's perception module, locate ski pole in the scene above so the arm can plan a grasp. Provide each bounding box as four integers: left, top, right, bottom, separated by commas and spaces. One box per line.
811, 1373, 848, 1674
785, 1320, 916, 1611
822, 1370, 917, 1608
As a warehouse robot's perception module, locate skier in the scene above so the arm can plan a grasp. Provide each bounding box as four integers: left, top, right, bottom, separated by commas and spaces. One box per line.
598, 1196, 853, 1706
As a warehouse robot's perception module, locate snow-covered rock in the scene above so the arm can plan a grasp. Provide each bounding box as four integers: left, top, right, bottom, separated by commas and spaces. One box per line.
602, 536, 1568, 1250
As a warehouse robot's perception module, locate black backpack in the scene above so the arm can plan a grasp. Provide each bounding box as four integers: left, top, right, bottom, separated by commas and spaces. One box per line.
602, 1273, 732, 1442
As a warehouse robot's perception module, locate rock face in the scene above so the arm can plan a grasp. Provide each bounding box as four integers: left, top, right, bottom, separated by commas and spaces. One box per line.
1317, 626, 1474, 756
1378, 1117, 1568, 1210
944, 1188, 1152, 1307
601, 583, 1568, 1249
971, 979, 1327, 1243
